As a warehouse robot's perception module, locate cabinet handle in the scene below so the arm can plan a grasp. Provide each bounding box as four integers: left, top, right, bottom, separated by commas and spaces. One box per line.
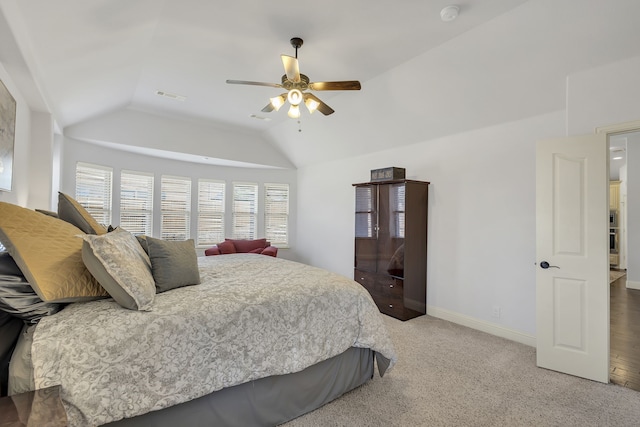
389, 284, 394, 288
389, 304, 393, 308
360, 277, 365, 280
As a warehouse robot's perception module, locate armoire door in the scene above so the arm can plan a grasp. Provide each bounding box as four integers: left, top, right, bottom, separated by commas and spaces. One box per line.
354, 184, 378, 272
376, 183, 406, 278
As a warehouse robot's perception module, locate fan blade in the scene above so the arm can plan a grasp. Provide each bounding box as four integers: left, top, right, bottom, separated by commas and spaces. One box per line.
304, 93, 335, 116
281, 55, 301, 83
261, 103, 275, 113
226, 79, 282, 88
308, 81, 361, 91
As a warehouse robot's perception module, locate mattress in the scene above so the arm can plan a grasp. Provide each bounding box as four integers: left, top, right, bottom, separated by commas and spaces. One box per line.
11, 254, 396, 426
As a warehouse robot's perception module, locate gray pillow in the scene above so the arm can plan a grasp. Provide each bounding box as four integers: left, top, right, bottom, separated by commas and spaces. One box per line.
80, 228, 155, 311
145, 236, 201, 293
57, 192, 108, 235
0, 253, 62, 323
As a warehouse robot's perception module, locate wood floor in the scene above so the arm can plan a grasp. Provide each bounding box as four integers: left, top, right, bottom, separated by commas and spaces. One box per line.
610, 272, 640, 391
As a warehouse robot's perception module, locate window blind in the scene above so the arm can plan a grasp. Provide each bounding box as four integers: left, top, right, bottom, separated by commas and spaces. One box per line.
120, 170, 154, 236
264, 183, 289, 246
161, 175, 191, 241
75, 162, 113, 226
232, 182, 258, 240
197, 179, 225, 246
391, 184, 405, 238
355, 186, 374, 238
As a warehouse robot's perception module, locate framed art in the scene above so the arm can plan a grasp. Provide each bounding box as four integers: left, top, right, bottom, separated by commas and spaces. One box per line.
0, 78, 16, 192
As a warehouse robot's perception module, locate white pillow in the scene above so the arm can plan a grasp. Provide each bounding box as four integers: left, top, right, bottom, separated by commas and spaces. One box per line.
80, 228, 155, 311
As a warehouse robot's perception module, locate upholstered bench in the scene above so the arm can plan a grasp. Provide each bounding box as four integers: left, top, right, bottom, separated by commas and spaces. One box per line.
204, 238, 278, 257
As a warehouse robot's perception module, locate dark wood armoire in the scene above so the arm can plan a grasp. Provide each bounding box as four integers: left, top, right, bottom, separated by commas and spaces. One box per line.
353, 179, 429, 321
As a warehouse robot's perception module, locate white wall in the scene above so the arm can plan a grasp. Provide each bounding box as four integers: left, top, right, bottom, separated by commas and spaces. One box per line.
61, 137, 298, 260
65, 109, 294, 169
567, 55, 640, 135
27, 111, 54, 209
296, 54, 640, 341
0, 61, 31, 207
297, 111, 565, 337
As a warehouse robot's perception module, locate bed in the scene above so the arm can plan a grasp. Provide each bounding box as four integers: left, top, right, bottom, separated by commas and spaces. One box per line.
0, 199, 397, 426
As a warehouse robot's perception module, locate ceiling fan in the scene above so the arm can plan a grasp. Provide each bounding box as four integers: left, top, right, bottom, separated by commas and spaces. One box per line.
226, 37, 361, 118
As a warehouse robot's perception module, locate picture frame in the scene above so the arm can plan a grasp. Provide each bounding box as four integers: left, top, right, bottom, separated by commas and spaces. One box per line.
0, 78, 16, 192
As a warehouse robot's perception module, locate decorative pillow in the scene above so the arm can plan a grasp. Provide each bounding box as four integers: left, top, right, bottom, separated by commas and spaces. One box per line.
35, 209, 58, 218
248, 247, 264, 254
227, 238, 268, 253
57, 192, 108, 235
0, 253, 62, 323
217, 240, 237, 254
144, 236, 201, 293
135, 235, 149, 255
80, 228, 155, 311
0, 202, 108, 302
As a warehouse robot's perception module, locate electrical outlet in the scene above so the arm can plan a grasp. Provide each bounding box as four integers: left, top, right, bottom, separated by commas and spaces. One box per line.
492, 306, 501, 318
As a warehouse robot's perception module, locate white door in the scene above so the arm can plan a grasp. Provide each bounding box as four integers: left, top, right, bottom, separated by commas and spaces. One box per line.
536, 133, 609, 383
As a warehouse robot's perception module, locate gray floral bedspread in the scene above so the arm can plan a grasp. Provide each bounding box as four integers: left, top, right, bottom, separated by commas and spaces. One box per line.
31, 254, 397, 426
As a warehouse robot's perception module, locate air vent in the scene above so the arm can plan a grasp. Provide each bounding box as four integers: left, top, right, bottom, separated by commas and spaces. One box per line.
156, 90, 187, 101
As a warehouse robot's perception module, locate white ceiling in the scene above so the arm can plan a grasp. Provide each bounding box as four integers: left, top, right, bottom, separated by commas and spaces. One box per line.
2, 0, 640, 168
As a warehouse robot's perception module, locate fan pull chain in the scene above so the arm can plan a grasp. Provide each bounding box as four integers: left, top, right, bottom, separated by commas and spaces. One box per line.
298, 120, 302, 132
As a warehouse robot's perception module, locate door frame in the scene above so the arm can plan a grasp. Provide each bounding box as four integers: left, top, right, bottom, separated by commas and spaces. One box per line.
596, 119, 640, 382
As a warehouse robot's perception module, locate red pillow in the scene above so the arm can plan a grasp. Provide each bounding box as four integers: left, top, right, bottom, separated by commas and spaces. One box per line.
248, 247, 264, 254
217, 240, 237, 254
227, 238, 267, 253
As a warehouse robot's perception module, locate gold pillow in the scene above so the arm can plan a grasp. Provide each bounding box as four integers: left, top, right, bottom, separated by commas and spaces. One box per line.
58, 192, 108, 235
0, 202, 108, 302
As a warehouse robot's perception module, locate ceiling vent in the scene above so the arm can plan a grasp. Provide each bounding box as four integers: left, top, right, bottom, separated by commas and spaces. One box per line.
156, 90, 187, 101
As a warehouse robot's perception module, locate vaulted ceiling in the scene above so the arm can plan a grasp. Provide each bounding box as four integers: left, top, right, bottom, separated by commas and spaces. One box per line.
2, 0, 640, 168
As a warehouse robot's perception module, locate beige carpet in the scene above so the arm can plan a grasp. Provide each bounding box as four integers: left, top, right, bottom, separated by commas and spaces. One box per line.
284, 315, 640, 427
610, 270, 626, 283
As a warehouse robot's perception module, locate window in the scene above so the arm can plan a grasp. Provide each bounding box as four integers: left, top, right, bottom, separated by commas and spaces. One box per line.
355, 185, 374, 238
161, 175, 191, 241
232, 182, 258, 239
120, 171, 154, 236
75, 162, 113, 226
264, 183, 289, 246
391, 184, 406, 238
197, 179, 225, 246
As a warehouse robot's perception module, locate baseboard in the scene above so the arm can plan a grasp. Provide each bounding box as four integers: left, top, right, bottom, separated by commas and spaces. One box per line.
626, 280, 640, 290
426, 305, 536, 347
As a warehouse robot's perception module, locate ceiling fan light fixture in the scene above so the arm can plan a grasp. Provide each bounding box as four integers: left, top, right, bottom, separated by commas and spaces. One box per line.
304, 97, 320, 114
227, 37, 361, 118
288, 104, 301, 119
269, 94, 286, 111
287, 89, 303, 106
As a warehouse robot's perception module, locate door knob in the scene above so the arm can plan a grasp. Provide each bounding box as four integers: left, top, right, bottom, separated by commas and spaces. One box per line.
540, 261, 560, 269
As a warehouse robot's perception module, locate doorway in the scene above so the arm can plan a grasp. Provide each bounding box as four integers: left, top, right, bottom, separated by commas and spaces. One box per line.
607, 127, 640, 390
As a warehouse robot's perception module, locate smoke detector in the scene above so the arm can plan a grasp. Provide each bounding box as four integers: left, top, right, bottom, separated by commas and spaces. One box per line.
440, 5, 460, 22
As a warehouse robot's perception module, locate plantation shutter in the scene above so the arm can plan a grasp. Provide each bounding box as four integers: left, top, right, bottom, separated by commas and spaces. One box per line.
264, 183, 289, 246
355, 185, 374, 238
120, 171, 154, 236
161, 175, 191, 241
232, 182, 258, 239
197, 179, 225, 246
75, 162, 113, 226
391, 184, 405, 238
